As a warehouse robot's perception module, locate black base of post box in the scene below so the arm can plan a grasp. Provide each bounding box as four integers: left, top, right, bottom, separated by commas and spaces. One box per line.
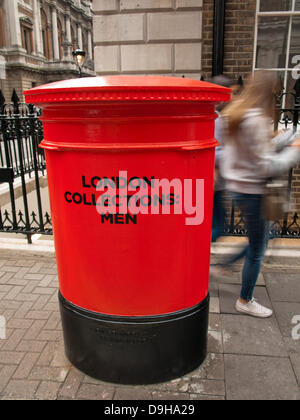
59, 291, 210, 385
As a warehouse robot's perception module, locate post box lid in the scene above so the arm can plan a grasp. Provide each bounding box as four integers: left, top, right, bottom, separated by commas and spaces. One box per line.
24, 75, 230, 105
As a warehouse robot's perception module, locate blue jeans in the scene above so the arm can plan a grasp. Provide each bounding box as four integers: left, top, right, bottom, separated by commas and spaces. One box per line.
231, 192, 269, 301
212, 190, 226, 243
211, 190, 248, 266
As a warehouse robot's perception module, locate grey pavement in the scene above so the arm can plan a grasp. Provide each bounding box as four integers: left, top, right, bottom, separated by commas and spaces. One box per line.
0, 247, 299, 400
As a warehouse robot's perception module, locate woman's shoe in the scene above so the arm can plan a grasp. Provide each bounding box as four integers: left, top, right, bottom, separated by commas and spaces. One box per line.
235, 298, 273, 318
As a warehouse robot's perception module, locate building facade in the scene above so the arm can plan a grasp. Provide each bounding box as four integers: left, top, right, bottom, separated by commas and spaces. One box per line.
92, 0, 300, 222
93, 0, 300, 88
0, 0, 94, 101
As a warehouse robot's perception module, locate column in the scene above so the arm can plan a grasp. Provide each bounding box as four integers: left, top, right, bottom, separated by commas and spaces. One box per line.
51, 6, 60, 60
5, 0, 22, 48
0, 55, 6, 81
77, 24, 83, 50
87, 30, 92, 59
64, 14, 72, 59
65, 15, 72, 44
33, 0, 43, 55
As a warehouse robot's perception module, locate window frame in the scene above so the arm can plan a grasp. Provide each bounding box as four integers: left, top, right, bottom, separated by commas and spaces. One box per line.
20, 18, 34, 54
253, 0, 300, 90
41, 9, 52, 60
57, 17, 64, 60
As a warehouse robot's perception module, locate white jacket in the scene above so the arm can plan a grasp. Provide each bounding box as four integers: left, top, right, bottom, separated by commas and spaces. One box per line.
214, 113, 226, 191
221, 108, 300, 195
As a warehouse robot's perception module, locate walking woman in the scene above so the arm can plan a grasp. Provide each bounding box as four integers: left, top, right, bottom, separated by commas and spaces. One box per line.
222, 71, 300, 318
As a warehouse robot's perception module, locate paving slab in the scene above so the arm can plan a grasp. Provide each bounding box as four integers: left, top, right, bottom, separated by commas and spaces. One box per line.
76, 383, 115, 400
209, 297, 220, 314
207, 330, 223, 354
152, 391, 190, 400
224, 354, 300, 400
272, 301, 300, 339
184, 353, 225, 381
221, 314, 288, 357
190, 394, 225, 400
212, 271, 265, 286
188, 379, 225, 397
290, 354, 300, 386
209, 270, 240, 285
208, 314, 221, 332
283, 336, 300, 355
209, 279, 219, 297
264, 272, 300, 302
114, 387, 153, 400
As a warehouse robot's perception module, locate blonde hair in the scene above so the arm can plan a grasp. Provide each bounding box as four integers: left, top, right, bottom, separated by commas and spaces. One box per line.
222, 71, 282, 136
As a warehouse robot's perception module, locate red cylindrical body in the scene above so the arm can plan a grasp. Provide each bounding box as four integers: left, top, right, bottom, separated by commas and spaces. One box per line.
25, 76, 230, 384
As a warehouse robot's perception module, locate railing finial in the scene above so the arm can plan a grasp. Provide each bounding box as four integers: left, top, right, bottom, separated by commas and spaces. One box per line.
238, 75, 244, 87
11, 89, 20, 113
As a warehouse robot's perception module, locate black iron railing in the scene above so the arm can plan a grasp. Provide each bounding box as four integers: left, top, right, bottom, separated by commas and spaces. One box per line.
0, 90, 46, 178
0, 90, 52, 242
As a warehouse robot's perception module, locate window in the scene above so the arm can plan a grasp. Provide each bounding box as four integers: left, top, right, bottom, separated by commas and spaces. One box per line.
41, 9, 51, 59
82, 30, 88, 56
22, 27, 32, 53
254, 0, 300, 96
20, 18, 33, 54
259, 0, 292, 12
71, 25, 77, 51
57, 18, 64, 60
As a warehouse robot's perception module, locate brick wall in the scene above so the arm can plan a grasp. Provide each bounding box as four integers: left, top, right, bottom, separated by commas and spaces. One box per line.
201, 0, 213, 79
93, 0, 203, 78
202, 0, 256, 81
291, 166, 300, 217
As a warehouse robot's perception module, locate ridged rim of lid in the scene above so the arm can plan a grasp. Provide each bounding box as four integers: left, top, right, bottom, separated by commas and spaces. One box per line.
24, 75, 231, 105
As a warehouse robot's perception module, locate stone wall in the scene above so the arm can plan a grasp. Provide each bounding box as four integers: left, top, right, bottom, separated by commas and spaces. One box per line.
93, 0, 203, 79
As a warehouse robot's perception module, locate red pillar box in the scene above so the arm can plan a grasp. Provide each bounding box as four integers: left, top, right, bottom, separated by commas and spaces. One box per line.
24, 76, 230, 385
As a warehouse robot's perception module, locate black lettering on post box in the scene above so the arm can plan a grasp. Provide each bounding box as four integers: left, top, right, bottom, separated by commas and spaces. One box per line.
126, 213, 137, 224
114, 214, 124, 224
65, 191, 72, 203
73, 193, 82, 205
82, 176, 91, 188
91, 176, 101, 189
101, 214, 113, 224
83, 194, 91, 206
